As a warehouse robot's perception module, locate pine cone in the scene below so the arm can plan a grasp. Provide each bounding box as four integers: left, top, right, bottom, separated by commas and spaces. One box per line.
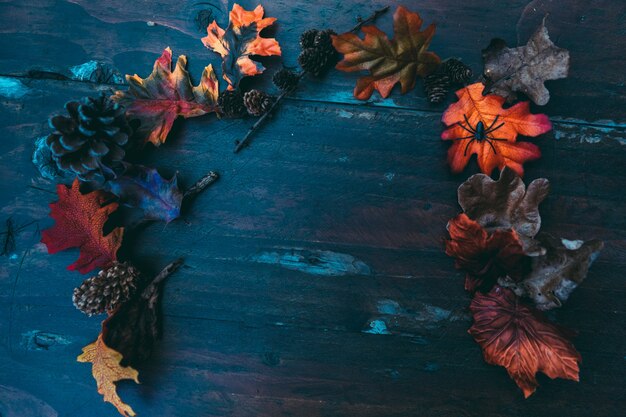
273, 69, 300, 91
45, 93, 131, 182
217, 90, 246, 118
423, 71, 451, 104
313, 29, 337, 53
442, 58, 473, 85
300, 29, 319, 49
298, 48, 332, 77
243, 89, 276, 116
73, 262, 140, 316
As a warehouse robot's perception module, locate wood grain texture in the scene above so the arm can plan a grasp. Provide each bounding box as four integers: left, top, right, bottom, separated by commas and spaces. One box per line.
0, 1, 625, 416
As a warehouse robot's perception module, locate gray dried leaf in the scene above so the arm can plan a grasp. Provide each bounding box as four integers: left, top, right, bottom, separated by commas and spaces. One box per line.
458, 167, 549, 256
482, 18, 570, 105
499, 234, 603, 310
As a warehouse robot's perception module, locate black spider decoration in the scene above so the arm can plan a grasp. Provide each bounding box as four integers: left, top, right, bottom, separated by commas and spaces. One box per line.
455, 115, 507, 155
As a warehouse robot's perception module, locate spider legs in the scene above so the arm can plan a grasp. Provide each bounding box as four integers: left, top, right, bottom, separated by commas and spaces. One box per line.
464, 138, 475, 156
456, 122, 476, 135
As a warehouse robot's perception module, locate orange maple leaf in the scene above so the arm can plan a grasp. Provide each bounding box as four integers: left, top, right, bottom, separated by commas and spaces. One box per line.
332, 6, 440, 100
77, 333, 139, 417
202, 4, 281, 87
112, 47, 219, 146
41, 179, 123, 274
469, 286, 581, 398
441, 83, 552, 176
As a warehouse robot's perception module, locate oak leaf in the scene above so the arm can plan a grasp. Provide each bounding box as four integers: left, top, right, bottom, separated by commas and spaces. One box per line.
77, 333, 139, 417
500, 234, 603, 310
482, 18, 570, 105
442, 83, 552, 176
469, 286, 581, 398
105, 165, 183, 223
332, 6, 440, 100
202, 4, 281, 88
41, 179, 123, 274
112, 47, 219, 146
446, 214, 527, 293
458, 167, 549, 255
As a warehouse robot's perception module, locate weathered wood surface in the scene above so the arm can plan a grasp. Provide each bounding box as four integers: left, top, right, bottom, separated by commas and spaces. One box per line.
0, 1, 625, 416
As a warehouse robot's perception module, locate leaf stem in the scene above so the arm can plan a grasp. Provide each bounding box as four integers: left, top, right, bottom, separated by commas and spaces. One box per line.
233, 6, 390, 153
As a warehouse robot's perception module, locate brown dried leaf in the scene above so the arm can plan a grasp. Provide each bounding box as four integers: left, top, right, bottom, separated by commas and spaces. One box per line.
482, 18, 570, 105
500, 234, 603, 310
458, 167, 549, 255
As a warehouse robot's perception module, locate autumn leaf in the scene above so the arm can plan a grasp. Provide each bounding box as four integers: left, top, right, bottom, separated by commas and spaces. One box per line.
469, 286, 581, 398
482, 18, 570, 105
458, 167, 549, 255
446, 214, 527, 292
41, 179, 123, 274
441, 83, 552, 176
332, 6, 440, 100
105, 165, 183, 223
78, 333, 139, 417
112, 47, 219, 146
500, 234, 603, 310
202, 3, 281, 88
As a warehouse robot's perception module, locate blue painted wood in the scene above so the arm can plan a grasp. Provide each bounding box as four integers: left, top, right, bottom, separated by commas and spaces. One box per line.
0, 1, 625, 416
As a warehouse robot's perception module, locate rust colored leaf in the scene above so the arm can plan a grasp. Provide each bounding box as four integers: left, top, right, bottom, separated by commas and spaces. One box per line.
441, 83, 551, 176
332, 6, 440, 100
112, 47, 219, 146
482, 18, 570, 105
77, 333, 139, 417
469, 286, 581, 398
446, 214, 527, 292
41, 179, 123, 274
500, 234, 604, 310
458, 167, 549, 255
202, 3, 281, 88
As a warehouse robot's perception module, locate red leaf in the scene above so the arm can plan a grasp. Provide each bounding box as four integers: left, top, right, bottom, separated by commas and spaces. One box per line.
469, 286, 581, 397
41, 179, 123, 274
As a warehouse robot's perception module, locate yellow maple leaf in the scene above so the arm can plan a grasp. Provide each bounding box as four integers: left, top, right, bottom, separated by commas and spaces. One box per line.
77, 334, 140, 417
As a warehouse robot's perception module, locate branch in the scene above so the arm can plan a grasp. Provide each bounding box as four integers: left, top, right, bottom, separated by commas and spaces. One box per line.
183, 171, 219, 199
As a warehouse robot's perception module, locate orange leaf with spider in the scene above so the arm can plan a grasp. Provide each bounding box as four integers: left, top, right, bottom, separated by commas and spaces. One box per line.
441, 83, 552, 176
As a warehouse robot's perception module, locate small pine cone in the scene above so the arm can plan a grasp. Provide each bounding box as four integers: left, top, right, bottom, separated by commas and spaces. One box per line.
217, 90, 246, 118
298, 48, 332, 77
423, 71, 451, 104
313, 29, 337, 53
300, 29, 319, 49
273, 69, 300, 91
73, 262, 140, 316
243, 89, 276, 116
441, 58, 473, 85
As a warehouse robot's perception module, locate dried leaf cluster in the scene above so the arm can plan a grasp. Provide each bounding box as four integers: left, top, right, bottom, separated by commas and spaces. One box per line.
446, 168, 603, 397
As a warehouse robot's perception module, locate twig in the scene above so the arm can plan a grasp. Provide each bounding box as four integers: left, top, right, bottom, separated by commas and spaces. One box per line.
183, 171, 219, 198
1, 218, 16, 256
143, 258, 184, 307
233, 6, 390, 153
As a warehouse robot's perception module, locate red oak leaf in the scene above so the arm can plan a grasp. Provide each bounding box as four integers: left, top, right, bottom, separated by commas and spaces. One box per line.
469, 286, 581, 398
41, 179, 123, 274
112, 47, 219, 146
202, 4, 281, 88
441, 83, 552, 176
446, 214, 527, 292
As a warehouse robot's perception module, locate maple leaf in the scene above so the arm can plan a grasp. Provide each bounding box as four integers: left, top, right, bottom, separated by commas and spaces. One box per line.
112, 47, 219, 146
441, 83, 552, 176
469, 286, 581, 398
500, 234, 603, 310
105, 165, 183, 223
458, 167, 549, 255
332, 6, 440, 100
482, 18, 570, 105
446, 214, 527, 292
202, 4, 281, 88
78, 333, 139, 417
41, 179, 123, 274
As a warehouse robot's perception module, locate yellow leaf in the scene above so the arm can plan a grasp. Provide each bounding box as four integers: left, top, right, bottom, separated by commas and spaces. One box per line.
78, 334, 139, 417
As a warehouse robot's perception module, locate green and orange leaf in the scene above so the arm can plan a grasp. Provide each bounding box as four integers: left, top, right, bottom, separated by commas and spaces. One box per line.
41, 179, 123, 274
332, 6, 440, 100
202, 3, 281, 88
112, 47, 219, 146
441, 83, 552, 176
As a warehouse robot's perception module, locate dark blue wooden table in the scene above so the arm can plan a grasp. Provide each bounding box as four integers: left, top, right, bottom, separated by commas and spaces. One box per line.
1, 1, 625, 416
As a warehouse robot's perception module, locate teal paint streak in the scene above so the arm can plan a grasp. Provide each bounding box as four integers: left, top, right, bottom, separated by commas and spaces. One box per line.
250, 249, 371, 276
363, 320, 390, 335
0, 76, 29, 98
